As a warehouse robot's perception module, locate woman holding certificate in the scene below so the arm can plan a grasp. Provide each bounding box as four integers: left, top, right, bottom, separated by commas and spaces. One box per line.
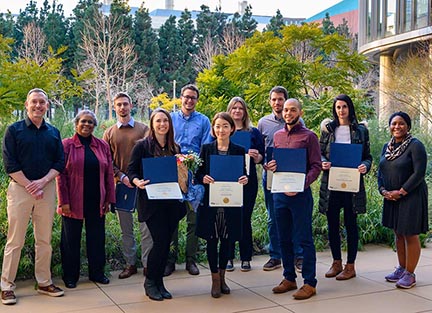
378, 111, 428, 289
318, 94, 372, 280
57, 110, 115, 288
195, 112, 248, 298
128, 108, 186, 301
226, 97, 265, 272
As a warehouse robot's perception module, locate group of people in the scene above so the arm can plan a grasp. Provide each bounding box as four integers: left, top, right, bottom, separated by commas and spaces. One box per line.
1, 85, 428, 305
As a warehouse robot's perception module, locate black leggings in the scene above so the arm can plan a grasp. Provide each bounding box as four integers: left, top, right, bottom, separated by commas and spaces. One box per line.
207, 238, 230, 273
326, 192, 359, 264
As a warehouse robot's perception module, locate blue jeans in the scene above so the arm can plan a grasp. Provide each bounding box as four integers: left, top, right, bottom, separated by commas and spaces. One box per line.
263, 171, 281, 260
274, 188, 317, 288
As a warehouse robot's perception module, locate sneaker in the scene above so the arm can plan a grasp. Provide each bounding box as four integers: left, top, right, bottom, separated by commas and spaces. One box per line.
240, 261, 251, 272
295, 258, 303, 273
263, 258, 281, 271
385, 266, 405, 282
226, 259, 235, 272
37, 284, 64, 297
1, 290, 16, 305
395, 271, 416, 289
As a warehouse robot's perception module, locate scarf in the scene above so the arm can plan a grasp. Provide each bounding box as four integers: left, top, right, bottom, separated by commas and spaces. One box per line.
385, 133, 413, 161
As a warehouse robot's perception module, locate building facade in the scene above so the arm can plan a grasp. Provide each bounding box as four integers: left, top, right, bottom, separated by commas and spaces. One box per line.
358, 0, 432, 125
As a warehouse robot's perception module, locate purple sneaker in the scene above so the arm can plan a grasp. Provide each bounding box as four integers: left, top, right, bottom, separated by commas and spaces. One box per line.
385, 266, 405, 282
395, 271, 416, 289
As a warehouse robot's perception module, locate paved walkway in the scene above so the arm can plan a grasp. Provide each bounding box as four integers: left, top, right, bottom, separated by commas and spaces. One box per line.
4, 244, 432, 313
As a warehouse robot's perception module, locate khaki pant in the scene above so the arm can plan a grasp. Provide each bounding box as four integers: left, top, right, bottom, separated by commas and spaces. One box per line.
1, 181, 56, 291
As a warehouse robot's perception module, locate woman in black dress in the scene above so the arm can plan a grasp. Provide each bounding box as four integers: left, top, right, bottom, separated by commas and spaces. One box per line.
128, 108, 186, 301
378, 111, 428, 289
195, 112, 248, 298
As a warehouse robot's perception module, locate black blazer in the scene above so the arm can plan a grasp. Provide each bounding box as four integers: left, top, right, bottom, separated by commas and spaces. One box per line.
195, 140, 246, 241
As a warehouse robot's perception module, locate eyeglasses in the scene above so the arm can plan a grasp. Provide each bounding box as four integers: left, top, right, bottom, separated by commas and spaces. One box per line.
182, 95, 198, 101
80, 119, 94, 125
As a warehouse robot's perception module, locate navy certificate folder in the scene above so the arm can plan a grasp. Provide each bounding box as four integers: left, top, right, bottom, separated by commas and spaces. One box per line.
273, 148, 306, 173
231, 131, 251, 151
210, 155, 243, 182
142, 156, 178, 184
265, 147, 273, 163
115, 183, 137, 212
330, 143, 362, 168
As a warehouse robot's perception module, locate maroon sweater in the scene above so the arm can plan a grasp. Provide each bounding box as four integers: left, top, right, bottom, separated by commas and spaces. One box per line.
273, 123, 322, 190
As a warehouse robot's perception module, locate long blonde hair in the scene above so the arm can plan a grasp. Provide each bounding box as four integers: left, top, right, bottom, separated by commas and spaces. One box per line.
226, 96, 251, 130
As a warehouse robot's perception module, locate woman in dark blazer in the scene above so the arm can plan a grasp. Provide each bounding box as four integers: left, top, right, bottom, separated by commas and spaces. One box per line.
195, 112, 248, 298
128, 108, 186, 301
226, 97, 264, 272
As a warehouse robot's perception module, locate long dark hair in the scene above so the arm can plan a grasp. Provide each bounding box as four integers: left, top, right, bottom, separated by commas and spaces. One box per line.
149, 108, 179, 156
332, 94, 358, 126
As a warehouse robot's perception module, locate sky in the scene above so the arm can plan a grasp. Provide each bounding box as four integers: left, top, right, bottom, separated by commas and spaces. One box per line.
0, 0, 342, 19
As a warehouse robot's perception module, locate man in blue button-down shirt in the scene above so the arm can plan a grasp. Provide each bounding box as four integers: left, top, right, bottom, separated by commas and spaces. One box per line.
166, 84, 212, 276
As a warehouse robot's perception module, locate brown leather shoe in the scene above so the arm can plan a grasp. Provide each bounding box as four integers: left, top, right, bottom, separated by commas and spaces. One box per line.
118, 265, 137, 279
336, 263, 356, 280
325, 260, 343, 278
292, 284, 316, 300
272, 278, 297, 293
186, 261, 200, 275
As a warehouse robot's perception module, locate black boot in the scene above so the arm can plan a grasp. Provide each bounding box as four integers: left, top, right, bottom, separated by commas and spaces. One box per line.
144, 278, 163, 301
219, 269, 230, 294
157, 278, 172, 299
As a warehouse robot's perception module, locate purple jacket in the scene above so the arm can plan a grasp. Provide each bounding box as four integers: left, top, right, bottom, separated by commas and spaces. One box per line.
56, 133, 115, 219
273, 123, 322, 190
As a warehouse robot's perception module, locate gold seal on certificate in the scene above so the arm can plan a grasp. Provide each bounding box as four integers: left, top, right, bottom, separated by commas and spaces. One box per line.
328, 167, 360, 193
209, 182, 243, 207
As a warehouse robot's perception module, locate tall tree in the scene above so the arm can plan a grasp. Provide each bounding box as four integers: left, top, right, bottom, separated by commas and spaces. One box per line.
264, 9, 285, 36
321, 13, 336, 35
0, 12, 15, 39
158, 15, 182, 95
133, 4, 159, 89
235, 5, 258, 38
177, 9, 197, 87
78, 7, 137, 118
196, 5, 227, 48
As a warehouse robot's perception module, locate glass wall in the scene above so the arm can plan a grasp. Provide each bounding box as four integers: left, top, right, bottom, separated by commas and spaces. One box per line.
360, 0, 432, 46
386, 0, 397, 35
416, 0, 429, 28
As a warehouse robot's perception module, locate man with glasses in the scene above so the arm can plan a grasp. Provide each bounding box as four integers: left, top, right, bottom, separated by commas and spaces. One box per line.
1, 88, 65, 305
166, 84, 212, 276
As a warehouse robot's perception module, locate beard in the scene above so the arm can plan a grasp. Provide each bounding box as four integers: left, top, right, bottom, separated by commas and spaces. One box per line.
286, 116, 300, 126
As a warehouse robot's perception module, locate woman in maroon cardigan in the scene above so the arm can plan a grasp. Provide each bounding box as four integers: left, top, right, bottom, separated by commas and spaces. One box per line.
56, 110, 115, 289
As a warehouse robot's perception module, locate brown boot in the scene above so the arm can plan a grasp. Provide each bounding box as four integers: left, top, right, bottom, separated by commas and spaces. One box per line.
336, 263, 356, 280
211, 273, 221, 298
325, 260, 343, 278
219, 269, 230, 294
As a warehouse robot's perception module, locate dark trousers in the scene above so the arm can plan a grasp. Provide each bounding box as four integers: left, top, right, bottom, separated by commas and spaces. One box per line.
168, 204, 198, 264
274, 188, 317, 287
146, 207, 179, 280
228, 179, 257, 261
207, 238, 230, 273
262, 171, 281, 259
326, 191, 359, 264
60, 212, 106, 283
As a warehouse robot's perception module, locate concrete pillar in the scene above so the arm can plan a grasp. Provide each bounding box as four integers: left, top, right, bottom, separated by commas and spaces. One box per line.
379, 54, 394, 126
